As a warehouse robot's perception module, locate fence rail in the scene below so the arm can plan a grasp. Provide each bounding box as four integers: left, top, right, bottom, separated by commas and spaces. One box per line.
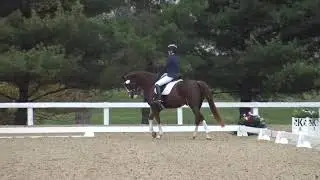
0, 102, 320, 126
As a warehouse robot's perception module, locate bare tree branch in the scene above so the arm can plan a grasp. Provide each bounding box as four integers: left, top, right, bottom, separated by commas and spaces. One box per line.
0, 91, 17, 101
29, 87, 68, 102
28, 79, 61, 98
28, 83, 42, 98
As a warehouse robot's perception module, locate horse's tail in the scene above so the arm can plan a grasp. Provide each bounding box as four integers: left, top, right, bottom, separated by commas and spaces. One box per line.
197, 81, 225, 127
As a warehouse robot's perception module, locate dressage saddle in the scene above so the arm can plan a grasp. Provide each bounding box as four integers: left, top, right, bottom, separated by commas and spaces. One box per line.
156, 73, 183, 93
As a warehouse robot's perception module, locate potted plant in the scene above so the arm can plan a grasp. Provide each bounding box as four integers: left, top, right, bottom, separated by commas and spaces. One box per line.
292, 108, 319, 118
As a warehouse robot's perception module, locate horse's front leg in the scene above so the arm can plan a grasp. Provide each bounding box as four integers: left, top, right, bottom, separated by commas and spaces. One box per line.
193, 122, 199, 139
148, 109, 156, 138
154, 112, 163, 139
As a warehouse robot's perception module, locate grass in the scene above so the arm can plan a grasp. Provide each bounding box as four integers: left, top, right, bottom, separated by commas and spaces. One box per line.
36, 89, 319, 126
40, 107, 296, 125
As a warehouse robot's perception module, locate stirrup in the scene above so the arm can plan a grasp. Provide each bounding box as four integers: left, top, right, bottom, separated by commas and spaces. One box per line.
155, 100, 164, 110
153, 98, 162, 103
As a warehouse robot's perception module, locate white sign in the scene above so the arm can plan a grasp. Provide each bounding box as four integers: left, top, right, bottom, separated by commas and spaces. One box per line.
292, 117, 320, 137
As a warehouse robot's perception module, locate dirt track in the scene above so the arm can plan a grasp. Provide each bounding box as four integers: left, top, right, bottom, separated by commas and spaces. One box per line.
0, 132, 319, 180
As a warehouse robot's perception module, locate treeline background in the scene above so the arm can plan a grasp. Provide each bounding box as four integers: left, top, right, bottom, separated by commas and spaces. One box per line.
0, 0, 319, 125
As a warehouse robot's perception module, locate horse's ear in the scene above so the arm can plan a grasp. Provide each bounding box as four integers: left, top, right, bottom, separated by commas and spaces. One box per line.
121, 73, 128, 80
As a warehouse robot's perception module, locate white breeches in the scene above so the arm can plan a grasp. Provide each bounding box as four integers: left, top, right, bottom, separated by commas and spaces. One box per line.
155, 74, 173, 86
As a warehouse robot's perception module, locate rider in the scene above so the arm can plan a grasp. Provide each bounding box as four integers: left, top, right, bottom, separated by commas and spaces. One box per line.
154, 43, 180, 103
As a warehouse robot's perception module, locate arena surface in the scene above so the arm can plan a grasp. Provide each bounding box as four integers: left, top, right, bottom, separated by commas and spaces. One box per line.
0, 131, 319, 180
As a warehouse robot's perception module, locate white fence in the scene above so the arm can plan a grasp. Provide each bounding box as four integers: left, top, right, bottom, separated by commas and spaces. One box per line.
0, 102, 319, 149
0, 102, 320, 126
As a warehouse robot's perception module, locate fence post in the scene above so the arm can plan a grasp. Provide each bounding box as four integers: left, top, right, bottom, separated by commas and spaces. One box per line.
177, 107, 183, 125
103, 108, 110, 125
252, 107, 259, 116
27, 108, 34, 126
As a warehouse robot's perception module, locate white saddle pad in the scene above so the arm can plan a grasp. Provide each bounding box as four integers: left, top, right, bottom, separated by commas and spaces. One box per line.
154, 79, 183, 95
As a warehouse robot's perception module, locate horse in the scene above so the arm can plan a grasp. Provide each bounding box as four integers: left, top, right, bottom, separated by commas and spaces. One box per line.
122, 71, 225, 140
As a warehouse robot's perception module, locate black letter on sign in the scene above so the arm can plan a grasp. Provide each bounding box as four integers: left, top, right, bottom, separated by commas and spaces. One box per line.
294, 119, 303, 126
309, 119, 317, 126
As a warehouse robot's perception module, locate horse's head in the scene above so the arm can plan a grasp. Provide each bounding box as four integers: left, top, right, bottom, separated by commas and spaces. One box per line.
121, 71, 157, 99
122, 74, 140, 99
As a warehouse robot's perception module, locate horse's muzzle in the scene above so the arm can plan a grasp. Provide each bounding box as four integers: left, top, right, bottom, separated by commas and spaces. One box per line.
128, 91, 138, 99
128, 91, 134, 98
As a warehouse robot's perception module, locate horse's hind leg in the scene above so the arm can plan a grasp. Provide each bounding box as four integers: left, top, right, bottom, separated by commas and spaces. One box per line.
198, 96, 211, 139
190, 107, 202, 139
199, 113, 211, 140
190, 93, 210, 139
190, 104, 211, 140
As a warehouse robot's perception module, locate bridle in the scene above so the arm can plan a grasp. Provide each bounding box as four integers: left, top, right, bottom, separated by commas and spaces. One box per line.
123, 79, 141, 98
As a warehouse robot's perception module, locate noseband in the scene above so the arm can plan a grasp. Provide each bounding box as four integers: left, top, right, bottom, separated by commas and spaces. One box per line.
123, 80, 140, 96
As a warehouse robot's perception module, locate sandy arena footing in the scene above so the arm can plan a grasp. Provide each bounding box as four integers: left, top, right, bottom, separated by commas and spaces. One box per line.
0, 132, 319, 180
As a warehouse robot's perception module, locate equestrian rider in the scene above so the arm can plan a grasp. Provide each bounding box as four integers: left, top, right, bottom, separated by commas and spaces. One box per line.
154, 44, 180, 103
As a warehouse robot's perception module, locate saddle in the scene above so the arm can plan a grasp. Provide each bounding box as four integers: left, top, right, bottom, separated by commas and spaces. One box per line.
152, 75, 183, 110
156, 74, 183, 94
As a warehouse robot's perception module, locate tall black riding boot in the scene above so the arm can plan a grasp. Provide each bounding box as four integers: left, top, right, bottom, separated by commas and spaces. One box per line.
154, 84, 164, 110
155, 85, 162, 102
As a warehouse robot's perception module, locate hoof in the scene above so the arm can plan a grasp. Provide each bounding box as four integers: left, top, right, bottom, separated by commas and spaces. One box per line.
152, 132, 157, 138
192, 136, 196, 140
206, 136, 212, 140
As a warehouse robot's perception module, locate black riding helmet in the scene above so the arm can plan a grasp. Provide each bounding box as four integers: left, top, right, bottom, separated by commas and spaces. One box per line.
168, 44, 177, 55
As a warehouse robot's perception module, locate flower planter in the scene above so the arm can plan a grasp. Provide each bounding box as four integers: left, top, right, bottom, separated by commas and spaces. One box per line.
238, 112, 267, 128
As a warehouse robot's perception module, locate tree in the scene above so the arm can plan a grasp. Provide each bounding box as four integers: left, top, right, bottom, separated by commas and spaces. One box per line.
0, 3, 116, 124
1, 0, 320, 125
237, 36, 320, 95
191, 0, 320, 97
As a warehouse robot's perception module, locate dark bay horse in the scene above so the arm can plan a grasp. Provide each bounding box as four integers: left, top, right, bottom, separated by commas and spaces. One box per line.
122, 71, 225, 140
